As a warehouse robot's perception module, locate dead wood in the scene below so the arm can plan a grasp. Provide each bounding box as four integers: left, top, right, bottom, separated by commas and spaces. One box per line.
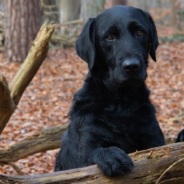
0, 76, 15, 133
0, 23, 55, 134
0, 124, 68, 162
0, 123, 177, 164
0, 142, 184, 184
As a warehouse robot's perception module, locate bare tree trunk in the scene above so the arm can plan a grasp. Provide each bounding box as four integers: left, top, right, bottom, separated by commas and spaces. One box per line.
171, 0, 176, 24
5, 0, 41, 63
43, 0, 59, 23
80, 0, 105, 20
59, 0, 80, 22
0, 0, 5, 12
104, 0, 127, 9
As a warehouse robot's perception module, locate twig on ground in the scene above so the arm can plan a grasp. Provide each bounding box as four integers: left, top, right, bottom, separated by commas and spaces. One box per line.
1, 162, 24, 175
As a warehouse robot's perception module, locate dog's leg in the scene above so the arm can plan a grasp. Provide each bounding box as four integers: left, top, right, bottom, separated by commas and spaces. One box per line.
87, 146, 133, 176
175, 129, 184, 142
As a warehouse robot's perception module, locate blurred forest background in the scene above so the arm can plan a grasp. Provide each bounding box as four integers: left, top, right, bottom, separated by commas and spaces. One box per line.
0, 0, 184, 176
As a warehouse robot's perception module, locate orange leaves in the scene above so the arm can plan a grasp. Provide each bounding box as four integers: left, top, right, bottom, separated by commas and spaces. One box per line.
147, 39, 184, 139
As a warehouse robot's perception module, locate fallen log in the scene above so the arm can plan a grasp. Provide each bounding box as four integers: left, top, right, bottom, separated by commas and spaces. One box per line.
0, 142, 184, 184
0, 23, 55, 134
0, 123, 177, 163
0, 124, 68, 162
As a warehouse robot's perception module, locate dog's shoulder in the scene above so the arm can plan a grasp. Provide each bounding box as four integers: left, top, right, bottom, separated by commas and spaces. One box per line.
73, 72, 103, 102
69, 72, 103, 118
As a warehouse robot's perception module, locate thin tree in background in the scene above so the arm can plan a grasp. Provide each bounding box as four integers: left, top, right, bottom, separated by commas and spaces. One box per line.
5, 0, 41, 63
59, 0, 81, 22
80, 0, 105, 20
104, 0, 127, 9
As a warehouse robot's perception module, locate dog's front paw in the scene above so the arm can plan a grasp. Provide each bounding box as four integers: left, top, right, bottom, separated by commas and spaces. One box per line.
176, 129, 184, 142
88, 146, 133, 176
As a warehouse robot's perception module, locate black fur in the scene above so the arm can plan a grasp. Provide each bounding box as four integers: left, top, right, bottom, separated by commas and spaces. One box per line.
176, 130, 184, 143
55, 6, 184, 176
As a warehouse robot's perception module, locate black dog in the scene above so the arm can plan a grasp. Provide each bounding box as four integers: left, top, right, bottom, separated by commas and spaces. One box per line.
55, 6, 184, 176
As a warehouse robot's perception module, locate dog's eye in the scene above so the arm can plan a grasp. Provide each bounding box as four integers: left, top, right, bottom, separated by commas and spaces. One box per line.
106, 35, 114, 40
137, 30, 143, 36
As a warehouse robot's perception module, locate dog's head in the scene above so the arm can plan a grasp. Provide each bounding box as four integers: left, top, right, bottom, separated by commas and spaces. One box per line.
76, 6, 159, 87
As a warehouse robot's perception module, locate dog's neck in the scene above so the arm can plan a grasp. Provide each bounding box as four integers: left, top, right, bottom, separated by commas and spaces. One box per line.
103, 81, 150, 102
86, 72, 150, 102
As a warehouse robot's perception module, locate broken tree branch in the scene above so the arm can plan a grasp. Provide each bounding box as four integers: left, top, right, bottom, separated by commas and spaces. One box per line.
0, 124, 67, 162
9, 23, 55, 105
0, 23, 55, 135
0, 122, 177, 163
0, 142, 184, 184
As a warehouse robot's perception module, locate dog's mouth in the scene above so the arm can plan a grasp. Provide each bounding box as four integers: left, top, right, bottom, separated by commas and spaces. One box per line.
105, 65, 147, 88
113, 77, 145, 87
112, 70, 147, 87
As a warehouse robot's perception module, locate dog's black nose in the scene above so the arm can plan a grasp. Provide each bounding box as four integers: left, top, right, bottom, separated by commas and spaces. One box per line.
122, 59, 140, 72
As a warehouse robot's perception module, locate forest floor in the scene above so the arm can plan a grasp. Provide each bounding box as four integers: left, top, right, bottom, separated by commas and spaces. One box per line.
0, 26, 184, 175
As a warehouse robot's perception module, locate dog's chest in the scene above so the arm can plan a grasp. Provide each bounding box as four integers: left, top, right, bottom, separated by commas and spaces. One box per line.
103, 100, 138, 127
99, 101, 141, 152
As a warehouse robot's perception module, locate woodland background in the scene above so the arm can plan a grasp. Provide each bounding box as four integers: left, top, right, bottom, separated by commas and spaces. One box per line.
0, 0, 183, 176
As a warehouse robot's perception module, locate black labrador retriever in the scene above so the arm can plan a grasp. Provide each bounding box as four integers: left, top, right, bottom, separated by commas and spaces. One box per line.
55, 5, 184, 176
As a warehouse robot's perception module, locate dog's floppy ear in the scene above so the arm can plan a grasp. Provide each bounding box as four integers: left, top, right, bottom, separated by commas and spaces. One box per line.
147, 13, 159, 62
75, 18, 96, 70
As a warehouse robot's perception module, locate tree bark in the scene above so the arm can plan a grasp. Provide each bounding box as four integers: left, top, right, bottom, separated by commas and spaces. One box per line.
0, 143, 184, 184
0, 76, 15, 134
59, 0, 80, 22
5, 0, 41, 63
171, 0, 177, 28
104, 0, 127, 9
0, 124, 67, 162
0, 23, 55, 134
80, 0, 105, 20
